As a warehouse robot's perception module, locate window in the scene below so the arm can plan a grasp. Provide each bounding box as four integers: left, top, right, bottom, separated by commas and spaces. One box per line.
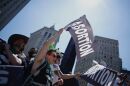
47, 33, 51, 38
43, 32, 48, 37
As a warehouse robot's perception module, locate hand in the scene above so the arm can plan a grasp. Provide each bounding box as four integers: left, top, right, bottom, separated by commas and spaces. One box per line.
58, 28, 64, 35
74, 73, 81, 79
58, 78, 64, 85
54, 28, 64, 37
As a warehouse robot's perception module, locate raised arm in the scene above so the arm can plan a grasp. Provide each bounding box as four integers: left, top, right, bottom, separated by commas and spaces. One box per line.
31, 28, 64, 73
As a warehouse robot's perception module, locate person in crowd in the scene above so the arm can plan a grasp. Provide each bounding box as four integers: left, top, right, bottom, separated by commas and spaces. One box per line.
116, 73, 130, 86
0, 38, 10, 65
24, 48, 38, 81
26, 48, 38, 64
7, 34, 29, 66
51, 50, 81, 86
0, 36, 28, 65
23, 28, 64, 86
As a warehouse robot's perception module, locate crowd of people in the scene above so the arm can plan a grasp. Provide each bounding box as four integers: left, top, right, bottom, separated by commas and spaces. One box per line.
0, 28, 130, 86
0, 28, 80, 86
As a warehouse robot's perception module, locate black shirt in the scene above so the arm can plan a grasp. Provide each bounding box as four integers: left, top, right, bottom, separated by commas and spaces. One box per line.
33, 60, 52, 85
24, 60, 52, 86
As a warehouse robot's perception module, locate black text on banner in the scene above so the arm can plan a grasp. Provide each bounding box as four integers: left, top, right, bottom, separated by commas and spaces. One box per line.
80, 64, 117, 86
64, 15, 94, 59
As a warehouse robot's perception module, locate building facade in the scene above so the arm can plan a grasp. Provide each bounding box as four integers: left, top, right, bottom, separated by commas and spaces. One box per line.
0, 0, 30, 31
75, 36, 122, 72
24, 25, 58, 55
74, 36, 122, 86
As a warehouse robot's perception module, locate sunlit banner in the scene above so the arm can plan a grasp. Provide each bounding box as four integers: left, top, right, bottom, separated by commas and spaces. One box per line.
64, 15, 94, 59
0, 65, 24, 86
80, 64, 117, 86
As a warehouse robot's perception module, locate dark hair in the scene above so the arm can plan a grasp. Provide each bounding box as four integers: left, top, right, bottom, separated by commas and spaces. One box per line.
47, 49, 63, 59
28, 48, 38, 54
28, 48, 38, 57
56, 49, 63, 58
57, 52, 63, 58
8, 34, 29, 47
47, 49, 57, 55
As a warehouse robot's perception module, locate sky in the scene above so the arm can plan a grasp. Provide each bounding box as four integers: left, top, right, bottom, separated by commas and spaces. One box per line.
0, 0, 130, 70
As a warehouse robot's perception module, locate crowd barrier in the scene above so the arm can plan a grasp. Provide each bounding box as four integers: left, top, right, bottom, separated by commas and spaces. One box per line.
0, 65, 24, 86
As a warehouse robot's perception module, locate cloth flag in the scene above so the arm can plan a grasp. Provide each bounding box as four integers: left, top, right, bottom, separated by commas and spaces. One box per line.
64, 15, 94, 59
80, 64, 117, 86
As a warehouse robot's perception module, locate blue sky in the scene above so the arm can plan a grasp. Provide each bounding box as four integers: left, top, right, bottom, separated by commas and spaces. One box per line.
0, 0, 130, 70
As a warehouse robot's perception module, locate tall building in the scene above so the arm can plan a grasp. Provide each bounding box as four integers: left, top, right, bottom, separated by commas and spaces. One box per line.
0, 0, 30, 31
75, 36, 122, 86
61, 36, 122, 86
24, 25, 58, 55
75, 36, 122, 72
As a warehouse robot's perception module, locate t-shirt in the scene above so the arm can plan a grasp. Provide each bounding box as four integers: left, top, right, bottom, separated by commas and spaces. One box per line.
51, 64, 60, 85
13, 53, 27, 67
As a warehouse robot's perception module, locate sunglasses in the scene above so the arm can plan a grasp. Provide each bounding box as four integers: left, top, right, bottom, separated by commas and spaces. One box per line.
50, 53, 57, 58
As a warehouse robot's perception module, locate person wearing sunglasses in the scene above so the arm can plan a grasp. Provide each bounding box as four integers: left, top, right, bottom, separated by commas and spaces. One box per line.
51, 50, 81, 86
23, 28, 63, 86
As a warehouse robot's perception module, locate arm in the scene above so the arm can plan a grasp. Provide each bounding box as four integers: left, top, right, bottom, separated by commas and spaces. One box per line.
55, 70, 81, 80
4, 44, 22, 65
31, 28, 64, 73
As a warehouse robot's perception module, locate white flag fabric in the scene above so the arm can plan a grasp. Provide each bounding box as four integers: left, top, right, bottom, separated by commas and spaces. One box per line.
80, 64, 117, 86
64, 15, 94, 59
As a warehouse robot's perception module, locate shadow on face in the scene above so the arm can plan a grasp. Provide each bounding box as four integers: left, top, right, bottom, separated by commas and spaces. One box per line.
46, 52, 57, 64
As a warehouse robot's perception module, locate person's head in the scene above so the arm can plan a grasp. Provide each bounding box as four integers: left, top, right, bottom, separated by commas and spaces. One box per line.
56, 52, 63, 65
0, 38, 6, 52
28, 48, 38, 58
118, 73, 127, 80
46, 49, 57, 64
8, 34, 29, 54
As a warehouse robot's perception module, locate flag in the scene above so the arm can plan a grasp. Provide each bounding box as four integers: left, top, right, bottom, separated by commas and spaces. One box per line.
80, 64, 117, 86
64, 15, 94, 59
